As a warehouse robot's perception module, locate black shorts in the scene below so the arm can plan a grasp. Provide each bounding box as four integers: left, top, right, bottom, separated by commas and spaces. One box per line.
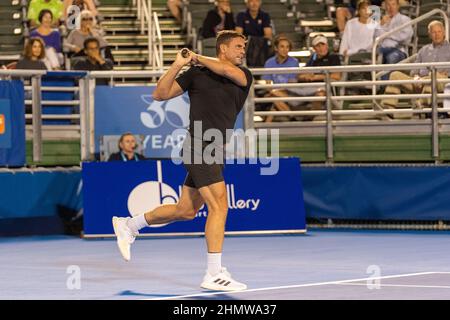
181, 138, 225, 189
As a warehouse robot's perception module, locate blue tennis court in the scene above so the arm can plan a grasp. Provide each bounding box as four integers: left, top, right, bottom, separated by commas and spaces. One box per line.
1, 229, 449, 300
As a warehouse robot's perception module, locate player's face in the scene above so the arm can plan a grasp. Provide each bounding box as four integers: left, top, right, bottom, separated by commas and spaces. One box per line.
120, 135, 136, 153
429, 24, 445, 45
225, 37, 246, 65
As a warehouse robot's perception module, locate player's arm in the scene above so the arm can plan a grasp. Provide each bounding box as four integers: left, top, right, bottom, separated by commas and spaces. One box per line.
191, 53, 248, 87
152, 51, 191, 101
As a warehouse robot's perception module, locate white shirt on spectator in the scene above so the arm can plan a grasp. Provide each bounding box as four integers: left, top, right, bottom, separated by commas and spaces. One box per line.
374, 12, 413, 54
340, 18, 377, 56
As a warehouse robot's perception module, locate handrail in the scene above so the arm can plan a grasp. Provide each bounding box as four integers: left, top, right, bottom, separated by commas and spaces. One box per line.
153, 11, 164, 71
136, 0, 153, 68
371, 8, 450, 94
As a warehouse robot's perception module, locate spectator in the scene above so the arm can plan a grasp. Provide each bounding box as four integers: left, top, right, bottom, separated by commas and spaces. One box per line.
30, 9, 63, 69
339, 0, 377, 58
236, 0, 272, 67
262, 36, 298, 84
27, 0, 63, 27
72, 38, 113, 84
261, 36, 299, 122
107, 133, 146, 162
381, 21, 450, 111
374, 0, 413, 66
63, 0, 98, 21
202, 0, 235, 39
235, 0, 272, 39
64, 10, 113, 62
336, 0, 383, 35
16, 38, 48, 70
167, 0, 182, 23
266, 35, 341, 121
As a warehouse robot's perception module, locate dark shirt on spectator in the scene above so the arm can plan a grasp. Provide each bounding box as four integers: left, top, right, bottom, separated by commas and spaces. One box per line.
72, 57, 113, 85
202, 9, 235, 39
15, 58, 47, 70
307, 52, 341, 71
107, 152, 146, 162
236, 9, 270, 37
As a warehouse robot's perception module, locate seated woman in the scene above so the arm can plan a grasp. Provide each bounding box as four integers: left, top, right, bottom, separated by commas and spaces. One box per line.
30, 9, 63, 69
108, 133, 146, 162
339, 0, 377, 58
64, 10, 113, 62
16, 37, 48, 70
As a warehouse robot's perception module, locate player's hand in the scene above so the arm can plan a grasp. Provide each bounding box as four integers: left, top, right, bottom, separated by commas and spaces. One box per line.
175, 49, 194, 67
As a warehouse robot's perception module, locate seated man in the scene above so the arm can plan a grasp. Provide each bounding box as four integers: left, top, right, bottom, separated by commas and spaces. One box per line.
28, 0, 63, 27
235, 0, 272, 67
202, 0, 235, 39
374, 0, 413, 68
72, 38, 113, 85
268, 35, 341, 121
108, 133, 146, 162
381, 21, 450, 111
261, 35, 299, 122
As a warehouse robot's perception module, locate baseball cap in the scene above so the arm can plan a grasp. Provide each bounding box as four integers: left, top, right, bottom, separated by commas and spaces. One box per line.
312, 35, 328, 47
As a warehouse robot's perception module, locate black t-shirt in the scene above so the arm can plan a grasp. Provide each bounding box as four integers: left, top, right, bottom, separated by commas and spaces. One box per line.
175, 65, 253, 142
236, 10, 271, 37
307, 53, 341, 67
202, 9, 235, 39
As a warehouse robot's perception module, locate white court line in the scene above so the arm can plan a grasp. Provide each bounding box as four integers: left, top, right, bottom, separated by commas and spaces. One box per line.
144, 271, 444, 300
336, 283, 450, 289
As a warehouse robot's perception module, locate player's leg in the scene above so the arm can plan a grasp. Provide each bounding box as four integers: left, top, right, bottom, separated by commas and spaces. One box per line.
113, 183, 204, 261
197, 180, 247, 291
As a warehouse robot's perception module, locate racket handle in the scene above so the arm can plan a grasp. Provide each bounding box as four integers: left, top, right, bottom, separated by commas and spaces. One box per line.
181, 48, 189, 58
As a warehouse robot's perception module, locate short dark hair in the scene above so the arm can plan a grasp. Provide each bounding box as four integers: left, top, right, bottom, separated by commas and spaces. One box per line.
357, 0, 371, 11
83, 37, 100, 50
38, 9, 53, 23
274, 35, 293, 51
215, 30, 246, 55
24, 37, 46, 60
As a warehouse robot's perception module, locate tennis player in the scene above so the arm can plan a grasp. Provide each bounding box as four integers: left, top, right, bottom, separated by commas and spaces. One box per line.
113, 30, 253, 291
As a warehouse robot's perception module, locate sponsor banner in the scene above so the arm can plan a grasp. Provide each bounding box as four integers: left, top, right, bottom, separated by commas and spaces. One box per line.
82, 158, 306, 236
0, 80, 25, 166
94, 86, 244, 159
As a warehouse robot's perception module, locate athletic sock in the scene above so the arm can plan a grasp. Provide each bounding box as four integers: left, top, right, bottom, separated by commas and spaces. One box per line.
127, 214, 149, 233
207, 252, 222, 276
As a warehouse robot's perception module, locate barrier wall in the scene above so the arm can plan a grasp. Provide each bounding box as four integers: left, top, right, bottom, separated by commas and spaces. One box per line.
82, 158, 307, 237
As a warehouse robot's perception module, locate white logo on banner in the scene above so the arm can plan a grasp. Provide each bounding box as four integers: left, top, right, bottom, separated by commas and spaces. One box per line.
127, 162, 261, 228
140, 95, 189, 129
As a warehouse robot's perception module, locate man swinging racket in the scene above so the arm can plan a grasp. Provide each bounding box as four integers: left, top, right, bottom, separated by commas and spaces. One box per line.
113, 30, 253, 291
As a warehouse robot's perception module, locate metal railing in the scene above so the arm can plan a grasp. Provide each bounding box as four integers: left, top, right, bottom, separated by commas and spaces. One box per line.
152, 11, 164, 71
250, 62, 450, 162
5, 61, 450, 166
136, 0, 153, 68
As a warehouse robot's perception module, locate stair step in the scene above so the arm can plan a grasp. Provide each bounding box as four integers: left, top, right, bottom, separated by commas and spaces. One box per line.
98, 6, 167, 13
104, 26, 182, 32
105, 34, 185, 40
101, 19, 179, 26
109, 41, 186, 47
113, 49, 179, 55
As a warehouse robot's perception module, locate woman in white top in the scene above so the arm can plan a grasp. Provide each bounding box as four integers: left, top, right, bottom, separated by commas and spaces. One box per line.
339, 0, 378, 58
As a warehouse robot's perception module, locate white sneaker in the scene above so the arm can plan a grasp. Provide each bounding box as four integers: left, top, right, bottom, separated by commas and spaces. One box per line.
200, 267, 247, 291
112, 217, 138, 261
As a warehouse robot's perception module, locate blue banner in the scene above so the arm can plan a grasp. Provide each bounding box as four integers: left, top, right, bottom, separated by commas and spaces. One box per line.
0, 99, 11, 149
95, 86, 244, 159
302, 166, 450, 221
0, 80, 25, 166
82, 158, 306, 236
